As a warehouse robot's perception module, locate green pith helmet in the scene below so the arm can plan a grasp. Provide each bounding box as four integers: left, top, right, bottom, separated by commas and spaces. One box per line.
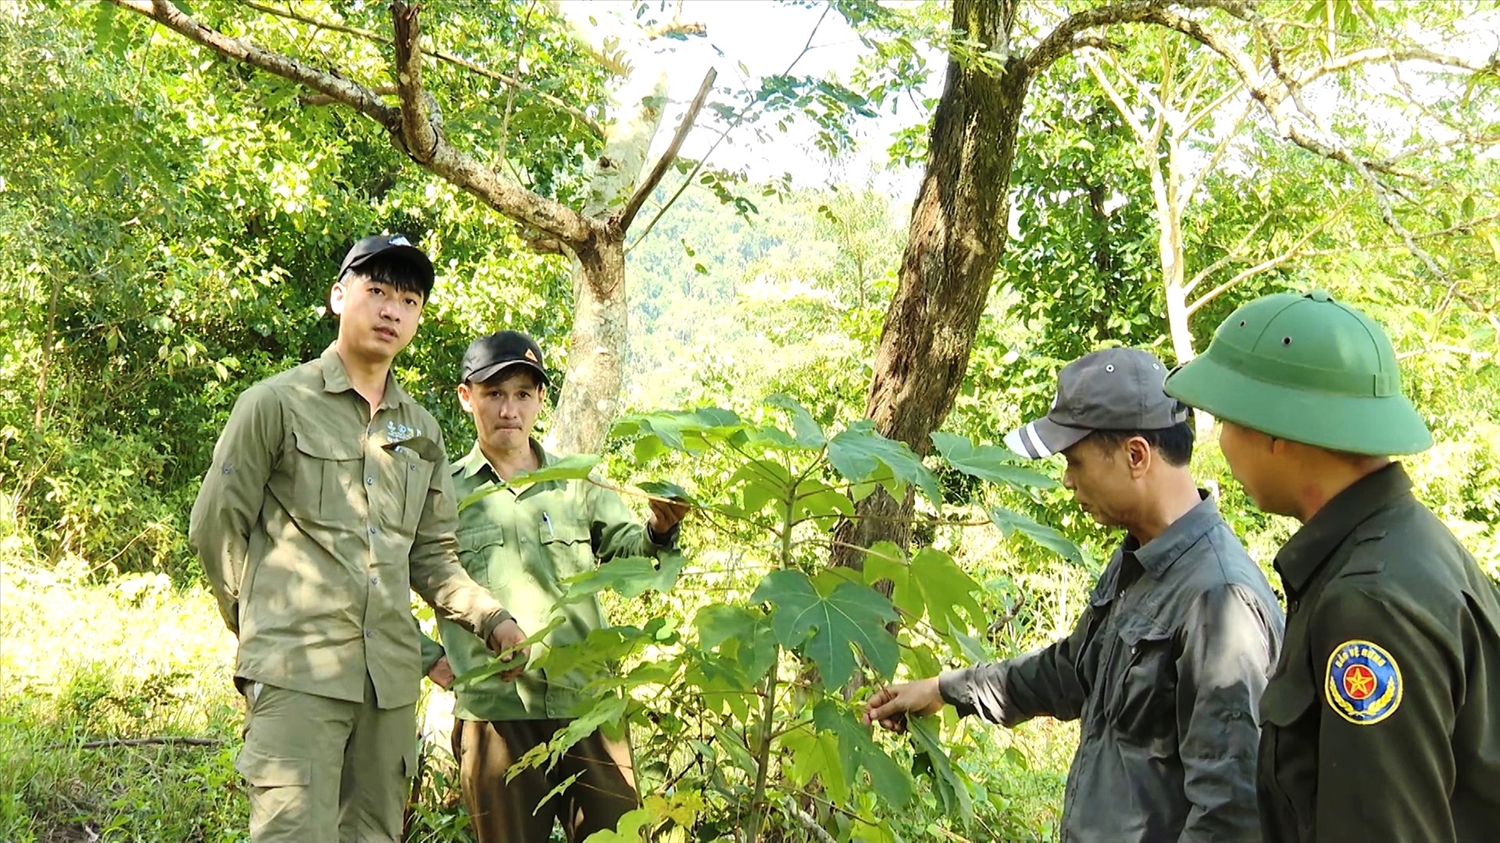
1164, 290, 1432, 455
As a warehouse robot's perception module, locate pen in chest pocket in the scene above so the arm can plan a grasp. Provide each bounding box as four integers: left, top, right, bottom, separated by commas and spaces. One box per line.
541, 511, 554, 539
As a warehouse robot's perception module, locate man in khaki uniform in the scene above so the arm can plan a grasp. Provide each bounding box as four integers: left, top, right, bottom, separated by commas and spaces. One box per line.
189, 236, 529, 843
421, 330, 687, 842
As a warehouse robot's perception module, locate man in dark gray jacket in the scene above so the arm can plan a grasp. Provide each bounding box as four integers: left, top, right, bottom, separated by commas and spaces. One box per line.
866, 348, 1283, 843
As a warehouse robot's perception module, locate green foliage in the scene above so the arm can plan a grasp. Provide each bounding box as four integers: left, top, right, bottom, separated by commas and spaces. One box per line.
449, 398, 1077, 840
0, 1, 584, 578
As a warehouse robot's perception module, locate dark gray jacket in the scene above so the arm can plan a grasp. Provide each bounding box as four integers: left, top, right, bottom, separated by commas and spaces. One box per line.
941, 494, 1283, 843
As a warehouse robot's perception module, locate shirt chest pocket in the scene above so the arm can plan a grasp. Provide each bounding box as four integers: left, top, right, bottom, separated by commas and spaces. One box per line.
538, 517, 594, 579
1259, 662, 1318, 837
1111, 615, 1178, 740
458, 526, 506, 590
388, 443, 436, 532
289, 430, 364, 524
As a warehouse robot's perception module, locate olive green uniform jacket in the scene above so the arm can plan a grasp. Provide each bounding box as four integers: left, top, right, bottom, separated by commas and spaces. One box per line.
189, 344, 511, 710
1258, 463, 1500, 843
421, 440, 678, 722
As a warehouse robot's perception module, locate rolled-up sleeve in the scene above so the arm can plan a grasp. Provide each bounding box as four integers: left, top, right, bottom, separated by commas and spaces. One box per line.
1176, 582, 1278, 843
188, 384, 282, 634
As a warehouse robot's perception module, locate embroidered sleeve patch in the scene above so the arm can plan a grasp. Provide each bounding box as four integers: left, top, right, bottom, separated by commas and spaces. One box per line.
1325, 639, 1402, 725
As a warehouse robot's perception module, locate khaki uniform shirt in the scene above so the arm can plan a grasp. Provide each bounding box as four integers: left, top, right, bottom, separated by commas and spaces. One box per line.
1257, 463, 1500, 843
940, 494, 1283, 843
189, 344, 509, 710
422, 440, 677, 722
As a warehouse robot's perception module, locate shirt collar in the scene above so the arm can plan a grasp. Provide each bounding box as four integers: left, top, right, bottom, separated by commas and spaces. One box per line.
1274, 462, 1412, 596
456, 438, 552, 483
318, 342, 408, 412
1122, 490, 1222, 579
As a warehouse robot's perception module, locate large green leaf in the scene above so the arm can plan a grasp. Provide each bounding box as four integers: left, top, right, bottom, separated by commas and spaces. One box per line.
458, 454, 601, 511
451, 615, 567, 689
751, 570, 898, 686
863, 543, 984, 635
907, 715, 973, 818
558, 554, 685, 605
611, 407, 747, 454
765, 393, 827, 448
930, 431, 1057, 490
989, 506, 1093, 570
827, 420, 941, 507
813, 699, 912, 807
782, 726, 849, 803
693, 604, 777, 685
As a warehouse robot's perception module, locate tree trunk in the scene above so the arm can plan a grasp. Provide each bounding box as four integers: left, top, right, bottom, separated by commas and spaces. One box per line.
1156, 138, 1214, 440
543, 71, 669, 457
831, 0, 1028, 569
548, 235, 627, 456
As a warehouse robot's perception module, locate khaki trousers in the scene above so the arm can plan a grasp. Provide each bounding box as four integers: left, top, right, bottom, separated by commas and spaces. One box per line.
452, 717, 639, 842
236, 676, 416, 843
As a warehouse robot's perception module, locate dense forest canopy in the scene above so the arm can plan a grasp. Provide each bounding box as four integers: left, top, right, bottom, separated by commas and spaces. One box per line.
1, 1, 1497, 840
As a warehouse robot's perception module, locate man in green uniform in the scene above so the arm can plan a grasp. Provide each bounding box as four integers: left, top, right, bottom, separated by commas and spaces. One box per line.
189, 236, 529, 843
421, 330, 687, 842
1165, 289, 1500, 843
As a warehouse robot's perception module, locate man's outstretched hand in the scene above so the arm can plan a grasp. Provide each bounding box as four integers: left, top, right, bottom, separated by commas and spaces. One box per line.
486, 617, 530, 682
863, 677, 944, 733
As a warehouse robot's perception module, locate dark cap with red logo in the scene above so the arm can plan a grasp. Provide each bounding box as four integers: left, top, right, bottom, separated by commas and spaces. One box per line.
461, 331, 550, 385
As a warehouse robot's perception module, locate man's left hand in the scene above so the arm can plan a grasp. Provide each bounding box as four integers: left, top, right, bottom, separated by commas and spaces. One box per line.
648, 497, 690, 536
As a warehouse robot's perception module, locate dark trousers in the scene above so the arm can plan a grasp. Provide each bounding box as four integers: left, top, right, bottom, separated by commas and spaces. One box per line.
451, 717, 638, 842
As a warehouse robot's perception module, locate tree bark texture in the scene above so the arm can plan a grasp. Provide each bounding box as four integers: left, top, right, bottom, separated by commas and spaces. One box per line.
832, 0, 1029, 569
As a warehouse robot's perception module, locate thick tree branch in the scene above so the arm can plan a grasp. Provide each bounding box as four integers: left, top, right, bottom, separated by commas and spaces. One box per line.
239, 0, 605, 136
391, 2, 438, 161
110, 0, 399, 127
614, 68, 716, 234
1024, 0, 1252, 78
113, 0, 595, 249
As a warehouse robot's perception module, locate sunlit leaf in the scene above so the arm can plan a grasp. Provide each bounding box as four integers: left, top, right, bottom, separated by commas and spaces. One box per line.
827, 420, 941, 507
752, 569, 898, 686
930, 431, 1057, 490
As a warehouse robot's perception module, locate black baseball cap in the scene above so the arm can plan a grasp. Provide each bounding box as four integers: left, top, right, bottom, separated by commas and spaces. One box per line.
336, 234, 435, 298
1004, 348, 1190, 459
461, 331, 550, 385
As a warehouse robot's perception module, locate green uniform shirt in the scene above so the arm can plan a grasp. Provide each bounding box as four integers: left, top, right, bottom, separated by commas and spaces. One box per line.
1258, 463, 1500, 843
423, 440, 677, 722
189, 344, 510, 710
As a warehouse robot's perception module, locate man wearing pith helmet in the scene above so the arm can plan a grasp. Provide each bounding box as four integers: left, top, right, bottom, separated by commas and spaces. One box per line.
1165, 289, 1500, 843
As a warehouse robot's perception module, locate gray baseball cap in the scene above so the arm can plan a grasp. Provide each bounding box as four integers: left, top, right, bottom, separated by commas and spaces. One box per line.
1004, 348, 1190, 459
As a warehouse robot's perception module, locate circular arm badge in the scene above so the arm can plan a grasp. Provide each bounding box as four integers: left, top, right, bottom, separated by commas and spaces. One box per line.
1325, 639, 1402, 724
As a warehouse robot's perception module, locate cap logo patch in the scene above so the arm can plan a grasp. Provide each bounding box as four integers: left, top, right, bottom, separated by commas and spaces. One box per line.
388, 236, 411, 247
1326, 639, 1401, 725
525, 349, 538, 362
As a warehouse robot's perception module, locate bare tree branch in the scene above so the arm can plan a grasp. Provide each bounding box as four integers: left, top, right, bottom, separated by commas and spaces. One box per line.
1182, 95, 1252, 204
1183, 206, 1273, 295
1187, 200, 1353, 315
303, 85, 395, 107
615, 68, 717, 234
238, 0, 605, 136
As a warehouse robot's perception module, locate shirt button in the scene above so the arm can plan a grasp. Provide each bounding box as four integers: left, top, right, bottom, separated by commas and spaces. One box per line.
365, 476, 375, 486
363, 629, 373, 639
369, 576, 379, 585
368, 526, 378, 535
